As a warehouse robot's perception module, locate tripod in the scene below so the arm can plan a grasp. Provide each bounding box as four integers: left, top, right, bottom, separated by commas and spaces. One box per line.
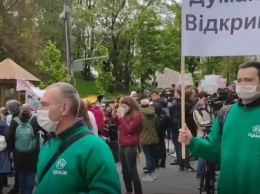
199, 126, 216, 194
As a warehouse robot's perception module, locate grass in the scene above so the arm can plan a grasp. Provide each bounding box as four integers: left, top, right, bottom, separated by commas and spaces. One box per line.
74, 76, 138, 99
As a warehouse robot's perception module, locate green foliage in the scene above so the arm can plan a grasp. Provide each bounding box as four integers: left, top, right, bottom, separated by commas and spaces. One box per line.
131, 8, 164, 90
0, 0, 251, 91
198, 56, 247, 82
94, 45, 115, 94
36, 41, 70, 89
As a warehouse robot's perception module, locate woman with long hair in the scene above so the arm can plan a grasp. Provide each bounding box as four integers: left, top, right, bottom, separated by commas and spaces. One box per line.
115, 96, 143, 194
179, 89, 197, 172
78, 99, 98, 135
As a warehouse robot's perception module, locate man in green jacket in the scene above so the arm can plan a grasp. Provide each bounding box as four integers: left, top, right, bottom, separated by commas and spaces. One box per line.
35, 82, 121, 194
179, 61, 260, 194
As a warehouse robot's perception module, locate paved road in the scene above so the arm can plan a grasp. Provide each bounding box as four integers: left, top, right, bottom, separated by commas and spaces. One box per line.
117, 158, 200, 194
3, 141, 202, 194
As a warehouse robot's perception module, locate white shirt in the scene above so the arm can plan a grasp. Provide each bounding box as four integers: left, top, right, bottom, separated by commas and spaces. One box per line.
5, 115, 12, 126
88, 111, 98, 136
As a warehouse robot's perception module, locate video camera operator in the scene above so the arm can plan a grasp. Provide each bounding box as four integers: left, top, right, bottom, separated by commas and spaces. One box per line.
193, 92, 215, 180
207, 85, 238, 116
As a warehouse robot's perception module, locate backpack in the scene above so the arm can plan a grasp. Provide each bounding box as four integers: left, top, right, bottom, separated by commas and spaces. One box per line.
219, 105, 233, 135
159, 107, 170, 122
0, 136, 7, 152
13, 116, 37, 153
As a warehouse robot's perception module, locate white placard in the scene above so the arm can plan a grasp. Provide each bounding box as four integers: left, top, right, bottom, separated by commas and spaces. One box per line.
205, 75, 221, 82
177, 73, 194, 86
157, 74, 167, 88
16, 75, 32, 91
202, 80, 219, 93
182, 0, 260, 56
164, 68, 180, 86
219, 78, 227, 88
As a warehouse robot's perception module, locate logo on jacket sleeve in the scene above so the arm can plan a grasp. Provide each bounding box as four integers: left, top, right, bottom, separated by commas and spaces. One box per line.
248, 125, 260, 139
53, 158, 68, 176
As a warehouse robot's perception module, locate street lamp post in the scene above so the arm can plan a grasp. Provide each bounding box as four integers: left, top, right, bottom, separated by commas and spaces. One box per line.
64, 0, 72, 74
61, 0, 72, 75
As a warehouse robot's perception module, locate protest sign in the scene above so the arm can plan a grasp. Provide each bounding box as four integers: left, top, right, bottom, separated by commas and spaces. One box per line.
182, 0, 260, 56
177, 73, 194, 86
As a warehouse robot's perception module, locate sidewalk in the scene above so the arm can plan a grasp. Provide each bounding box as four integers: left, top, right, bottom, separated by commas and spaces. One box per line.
117, 158, 200, 194
3, 141, 201, 194
118, 140, 201, 194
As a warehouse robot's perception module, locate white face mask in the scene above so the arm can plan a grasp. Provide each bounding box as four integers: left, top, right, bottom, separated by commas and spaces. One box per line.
236, 85, 260, 101
37, 105, 63, 133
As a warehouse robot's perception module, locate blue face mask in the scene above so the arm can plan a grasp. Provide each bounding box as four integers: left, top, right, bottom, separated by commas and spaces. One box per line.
123, 106, 130, 115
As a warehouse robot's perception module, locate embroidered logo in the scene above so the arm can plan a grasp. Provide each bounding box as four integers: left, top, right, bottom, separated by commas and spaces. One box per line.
53, 158, 68, 176
56, 159, 67, 170
248, 125, 260, 139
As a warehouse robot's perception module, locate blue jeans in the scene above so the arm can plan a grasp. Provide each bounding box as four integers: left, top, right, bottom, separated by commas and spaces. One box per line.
197, 157, 206, 178
172, 130, 181, 165
19, 171, 36, 194
142, 144, 156, 173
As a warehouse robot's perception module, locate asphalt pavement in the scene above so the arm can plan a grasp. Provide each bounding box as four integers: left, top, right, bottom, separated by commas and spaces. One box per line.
117, 152, 200, 194
3, 141, 201, 194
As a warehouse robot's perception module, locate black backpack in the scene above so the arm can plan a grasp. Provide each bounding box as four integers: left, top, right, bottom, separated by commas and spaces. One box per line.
219, 105, 233, 135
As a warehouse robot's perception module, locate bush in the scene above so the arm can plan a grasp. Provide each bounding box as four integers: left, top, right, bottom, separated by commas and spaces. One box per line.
107, 84, 116, 93
115, 83, 125, 92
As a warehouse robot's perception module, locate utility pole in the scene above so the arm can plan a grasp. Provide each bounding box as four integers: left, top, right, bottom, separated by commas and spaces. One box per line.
63, 0, 72, 76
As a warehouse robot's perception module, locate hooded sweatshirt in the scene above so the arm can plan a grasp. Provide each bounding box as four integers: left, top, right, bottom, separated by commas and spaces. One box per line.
141, 107, 159, 145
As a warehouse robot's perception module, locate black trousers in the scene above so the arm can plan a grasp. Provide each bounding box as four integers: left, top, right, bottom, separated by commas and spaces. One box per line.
119, 146, 142, 194
155, 140, 166, 167
0, 173, 7, 192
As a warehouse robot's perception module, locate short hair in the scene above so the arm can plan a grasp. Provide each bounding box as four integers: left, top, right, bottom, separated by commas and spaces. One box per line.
6, 100, 21, 115
47, 82, 80, 116
140, 99, 150, 106
240, 61, 260, 79
151, 91, 160, 95
198, 91, 208, 99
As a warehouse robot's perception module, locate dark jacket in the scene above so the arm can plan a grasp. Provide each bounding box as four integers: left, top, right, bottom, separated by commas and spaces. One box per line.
152, 98, 168, 118
141, 107, 159, 145
6, 114, 46, 172
185, 100, 197, 137
0, 121, 11, 173
169, 99, 181, 132
152, 98, 168, 140
115, 113, 142, 146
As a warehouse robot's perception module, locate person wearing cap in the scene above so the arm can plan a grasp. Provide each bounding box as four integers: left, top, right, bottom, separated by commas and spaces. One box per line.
5, 100, 21, 127
130, 91, 138, 102
85, 98, 105, 136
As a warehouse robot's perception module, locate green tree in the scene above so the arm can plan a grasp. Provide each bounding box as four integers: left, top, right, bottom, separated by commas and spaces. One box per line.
36, 41, 70, 89
95, 45, 114, 94
131, 8, 164, 91
161, 1, 182, 71
0, 0, 43, 76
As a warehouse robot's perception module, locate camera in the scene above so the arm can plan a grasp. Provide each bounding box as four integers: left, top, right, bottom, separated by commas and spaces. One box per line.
207, 87, 237, 115
161, 88, 174, 102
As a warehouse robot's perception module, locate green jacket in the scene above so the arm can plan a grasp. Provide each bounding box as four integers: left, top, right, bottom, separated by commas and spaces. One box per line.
141, 107, 159, 145
35, 121, 121, 194
189, 102, 260, 194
